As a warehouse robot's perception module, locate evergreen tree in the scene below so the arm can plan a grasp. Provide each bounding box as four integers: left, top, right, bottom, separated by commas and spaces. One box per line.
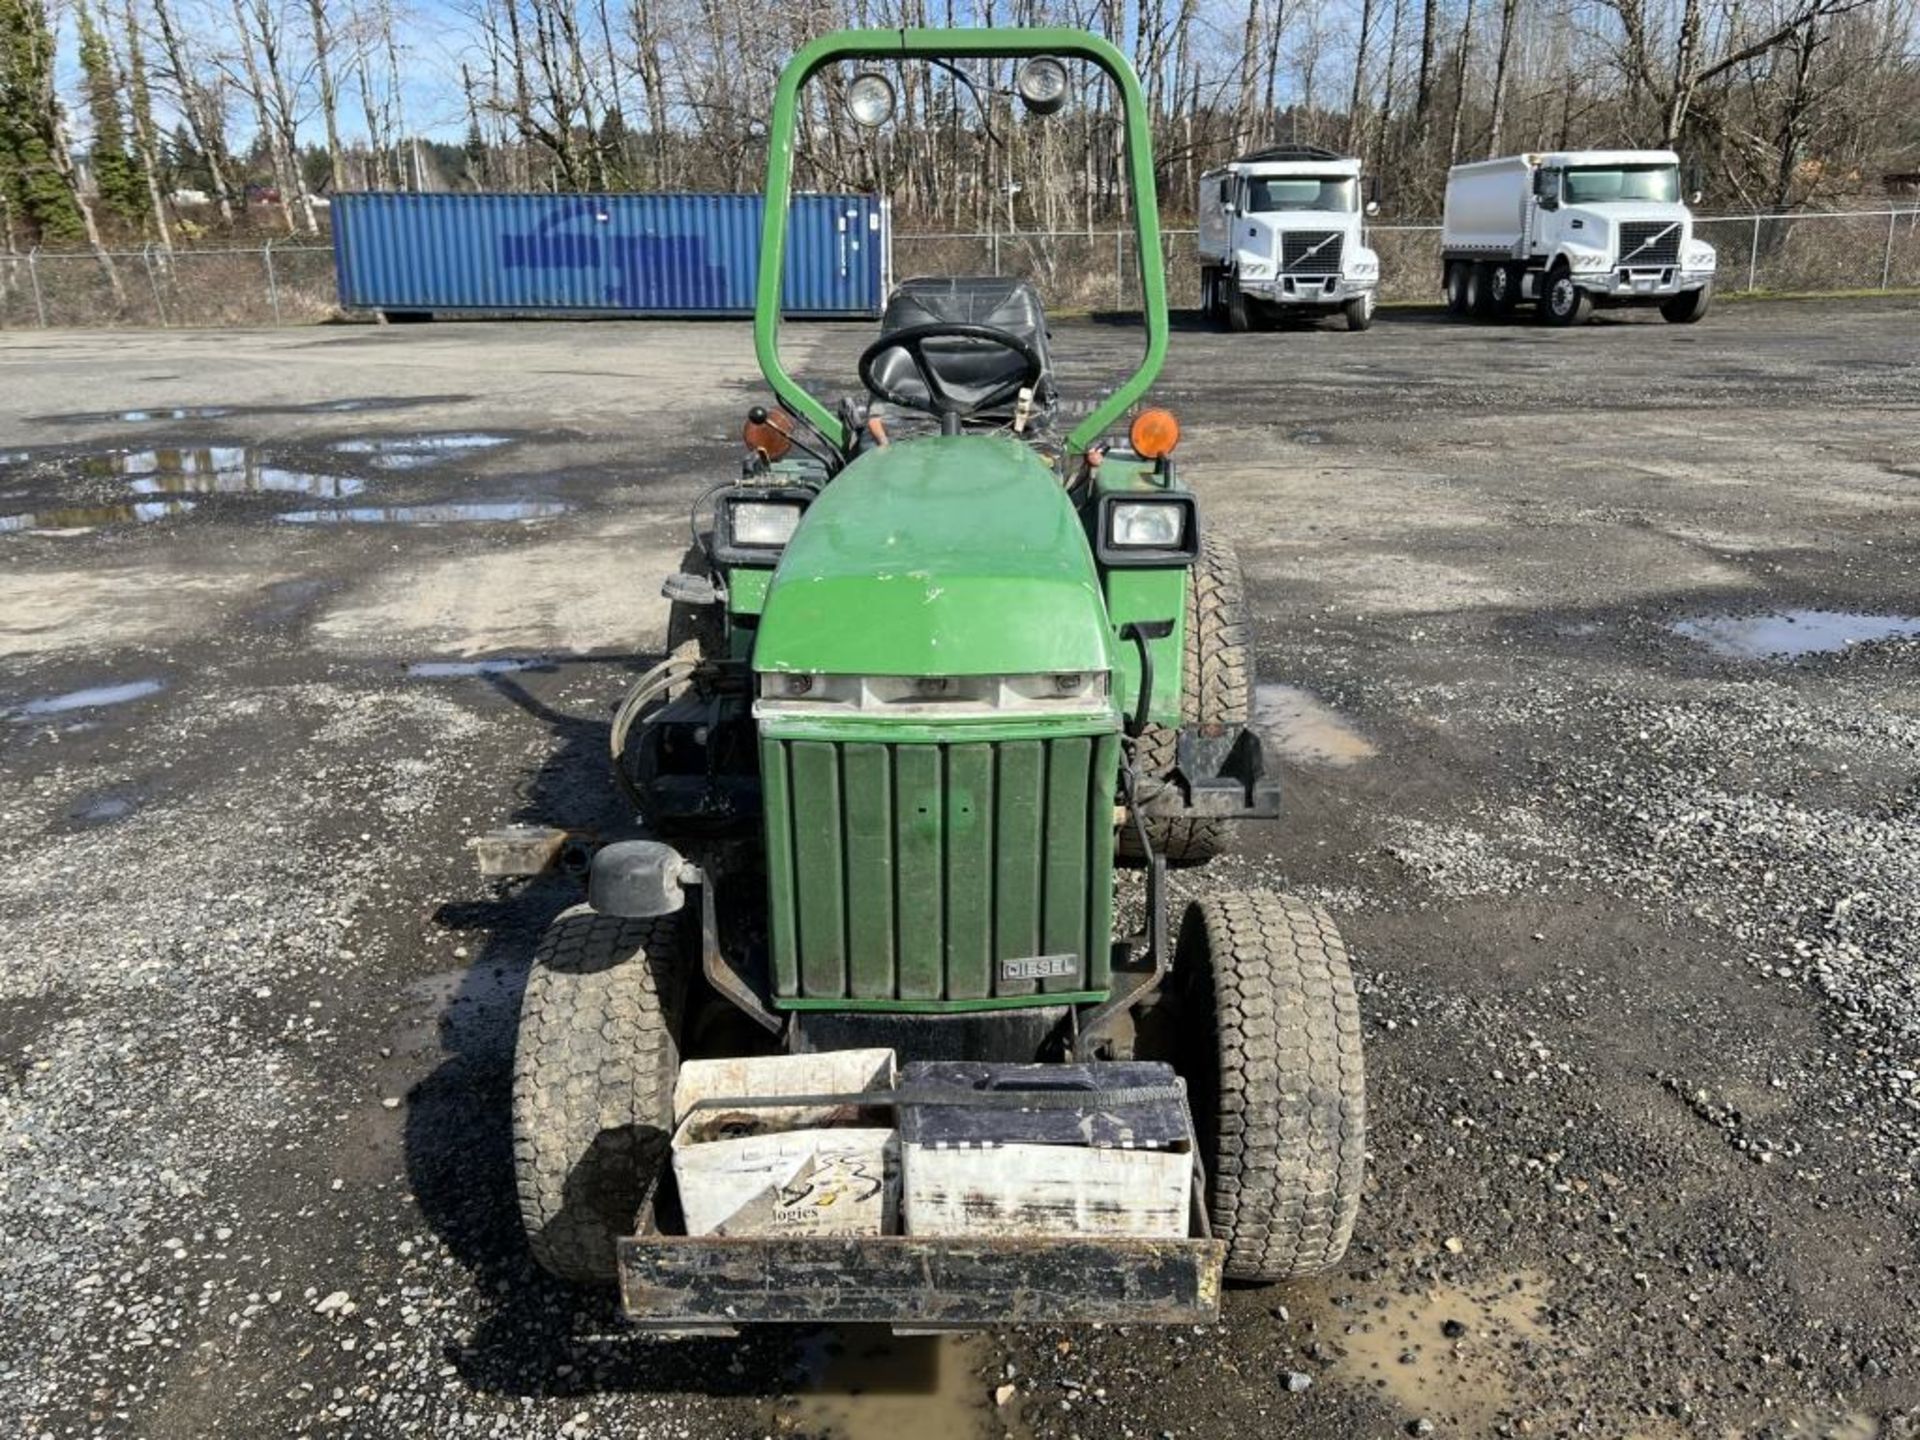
462, 118, 486, 188
75, 1, 145, 226
597, 105, 632, 189
0, 0, 84, 243
169, 122, 208, 192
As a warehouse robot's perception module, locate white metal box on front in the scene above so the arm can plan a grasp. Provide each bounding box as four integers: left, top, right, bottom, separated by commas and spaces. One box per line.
898, 1061, 1193, 1240
670, 1049, 897, 1238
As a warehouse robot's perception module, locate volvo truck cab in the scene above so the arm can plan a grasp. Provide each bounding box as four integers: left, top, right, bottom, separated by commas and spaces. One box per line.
1198, 145, 1380, 332
1441, 149, 1715, 324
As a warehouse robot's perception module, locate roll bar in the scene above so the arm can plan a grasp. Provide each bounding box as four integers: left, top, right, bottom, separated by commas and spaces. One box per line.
754, 28, 1168, 455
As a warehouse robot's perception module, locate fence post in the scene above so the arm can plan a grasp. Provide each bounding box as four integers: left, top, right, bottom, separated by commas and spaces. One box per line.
143, 244, 167, 326
989, 230, 1000, 276
1746, 216, 1760, 293
28, 248, 48, 328
1884, 210, 1897, 292
263, 238, 282, 323
1114, 231, 1125, 309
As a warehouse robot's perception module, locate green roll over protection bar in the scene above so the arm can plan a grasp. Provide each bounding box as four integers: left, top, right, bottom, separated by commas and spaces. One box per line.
754, 28, 1169, 455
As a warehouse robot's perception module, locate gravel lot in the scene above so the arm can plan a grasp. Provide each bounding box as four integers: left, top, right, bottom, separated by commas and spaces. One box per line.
2, 298, 1917, 1440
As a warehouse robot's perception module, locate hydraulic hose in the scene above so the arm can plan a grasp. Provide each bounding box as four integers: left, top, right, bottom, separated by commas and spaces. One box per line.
609, 654, 703, 811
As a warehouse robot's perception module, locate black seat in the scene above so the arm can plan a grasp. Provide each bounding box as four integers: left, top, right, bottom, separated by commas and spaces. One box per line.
867, 276, 1054, 418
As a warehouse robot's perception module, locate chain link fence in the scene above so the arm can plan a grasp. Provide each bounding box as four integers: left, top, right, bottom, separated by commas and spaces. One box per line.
897, 208, 1920, 311
0, 243, 336, 329
2, 210, 1915, 328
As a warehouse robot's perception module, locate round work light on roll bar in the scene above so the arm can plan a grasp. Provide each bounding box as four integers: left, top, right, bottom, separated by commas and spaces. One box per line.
846, 72, 897, 128
1015, 56, 1069, 115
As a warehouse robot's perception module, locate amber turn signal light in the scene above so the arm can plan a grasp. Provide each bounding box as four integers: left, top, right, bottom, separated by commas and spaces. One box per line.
743, 406, 794, 461
1129, 407, 1180, 459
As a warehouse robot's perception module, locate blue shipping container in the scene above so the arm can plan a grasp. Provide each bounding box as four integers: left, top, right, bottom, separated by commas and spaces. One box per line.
332, 192, 890, 317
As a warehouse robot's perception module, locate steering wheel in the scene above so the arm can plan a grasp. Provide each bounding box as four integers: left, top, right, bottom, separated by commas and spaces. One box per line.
857, 323, 1047, 421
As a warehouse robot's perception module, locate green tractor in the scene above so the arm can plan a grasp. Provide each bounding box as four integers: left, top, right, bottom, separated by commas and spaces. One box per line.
497, 28, 1365, 1328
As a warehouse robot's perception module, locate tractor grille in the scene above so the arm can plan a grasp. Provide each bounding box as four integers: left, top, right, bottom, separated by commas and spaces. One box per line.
1617, 221, 1682, 268
1281, 230, 1345, 275
761, 732, 1119, 1005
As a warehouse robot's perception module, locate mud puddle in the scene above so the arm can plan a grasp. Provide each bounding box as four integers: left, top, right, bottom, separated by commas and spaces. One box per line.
1308, 1268, 1554, 1433
1672, 609, 1920, 660
64, 791, 143, 827
0, 499, 194, 534
1254, 683, 1377, 766
394, 966, 521, 1063
406, 656, 555, 678
88, 446, 366, 497
37, 394, 467, 423
280, 500, 569, 525
8, 677, 165, 719
783, 1328, 1024, 1440
329, 434, 512, 470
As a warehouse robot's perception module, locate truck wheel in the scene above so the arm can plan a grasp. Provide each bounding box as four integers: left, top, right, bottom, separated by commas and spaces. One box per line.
1225, 277, 1252, 334
1541, 265, 1592, 326
1121, 535, 1251, 866
1487, 263, 1520, 314
1443, 261, 1470, 316
1661, 284, 1712, 324
1342, 293, 1374, 331
1176, 891, 1365, 1282
1465, 263, 1498, 318
1201, 268, 1224, 326
512, 904, 683, 1286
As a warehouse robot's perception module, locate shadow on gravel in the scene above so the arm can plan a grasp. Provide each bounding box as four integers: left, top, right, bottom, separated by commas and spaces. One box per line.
399, 660, 833, 1399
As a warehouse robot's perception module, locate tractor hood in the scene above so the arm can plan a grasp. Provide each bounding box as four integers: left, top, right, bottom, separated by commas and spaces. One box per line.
753, 435, 1116, 677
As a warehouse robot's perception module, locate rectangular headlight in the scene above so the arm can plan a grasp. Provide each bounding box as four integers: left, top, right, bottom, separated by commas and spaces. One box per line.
1110, 501, 1186, 549
730, 500, 804, 547
715, 488, 811, 562
1093, 493, 1199, 568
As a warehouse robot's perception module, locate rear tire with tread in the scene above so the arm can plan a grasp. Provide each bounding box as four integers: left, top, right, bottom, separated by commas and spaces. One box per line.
1466, 263, 1496, 318
512, 905, 682, 1286
1121, 535, 1252, 866
1177, 891, 1366, 1282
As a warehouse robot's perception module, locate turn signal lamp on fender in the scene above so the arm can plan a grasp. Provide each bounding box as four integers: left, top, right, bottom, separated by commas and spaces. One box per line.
1129, 407, 1180, 462
743, 406, 794, 462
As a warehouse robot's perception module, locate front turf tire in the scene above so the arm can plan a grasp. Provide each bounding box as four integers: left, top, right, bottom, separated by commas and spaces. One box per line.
1662, 284, 1712, 324
1121, 535, 1252, 866
1178, 892, 1366, 1282
512, 905, 682, 1286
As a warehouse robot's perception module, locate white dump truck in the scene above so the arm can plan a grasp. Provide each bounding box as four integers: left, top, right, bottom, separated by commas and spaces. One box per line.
1440, 149, 1715, 324
1197, 145, 1380, 332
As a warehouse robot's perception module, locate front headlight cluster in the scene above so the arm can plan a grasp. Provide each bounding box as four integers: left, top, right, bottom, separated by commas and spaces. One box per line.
1347, 254, 1379, 279
714, 487, 811, 562
1567, 248, 1610, 273
1238, 257, 1274, 280
1111, 501, 1186, 549
1685, 242, 1717, 272
1096, 493, 1198, 566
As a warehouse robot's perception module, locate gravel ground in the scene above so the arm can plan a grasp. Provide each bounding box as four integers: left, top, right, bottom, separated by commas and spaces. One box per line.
1, 297, 1917, 1439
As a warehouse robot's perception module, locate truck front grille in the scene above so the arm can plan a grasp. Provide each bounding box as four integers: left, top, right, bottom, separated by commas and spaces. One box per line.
761, 733, 1118, 1005
1617, 221, 1682, 268
1281, 231, 1344, 275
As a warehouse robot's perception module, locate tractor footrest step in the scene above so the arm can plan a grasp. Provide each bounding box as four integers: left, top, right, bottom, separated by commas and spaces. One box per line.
617, 1231, 1223, 1328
